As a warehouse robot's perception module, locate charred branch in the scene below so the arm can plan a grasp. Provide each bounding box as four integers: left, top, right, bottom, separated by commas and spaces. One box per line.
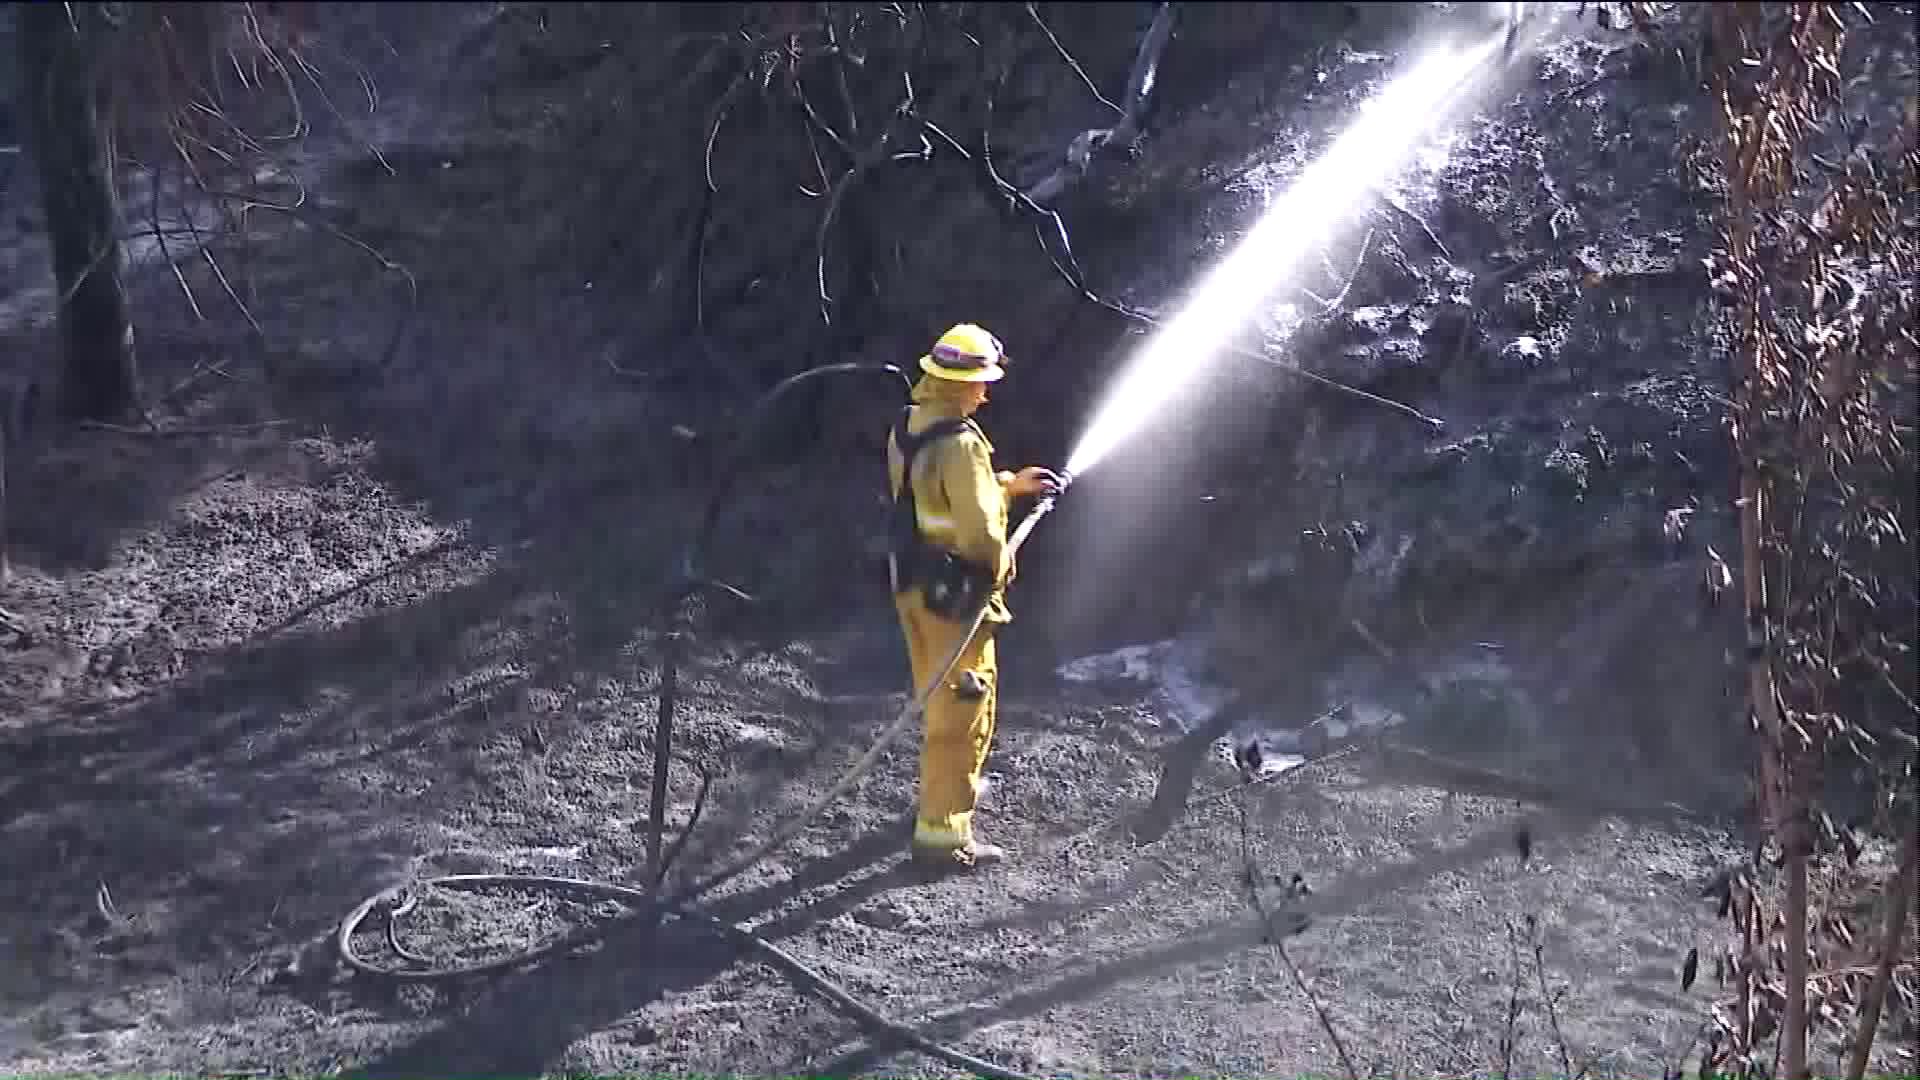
814, 104, 927, 326
1374, 191, 1453, 262
1233, 790, 1357, 1080
809, 6, 931, 331
1024, 2, 1175, 208
1025, 3, 1124, 118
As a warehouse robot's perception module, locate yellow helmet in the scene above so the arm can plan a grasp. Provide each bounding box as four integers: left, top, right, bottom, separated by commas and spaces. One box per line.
919, 323, 1008, 383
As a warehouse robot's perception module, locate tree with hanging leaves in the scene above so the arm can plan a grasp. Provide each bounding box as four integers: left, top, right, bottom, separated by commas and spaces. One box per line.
1613, 2, 1919, 1076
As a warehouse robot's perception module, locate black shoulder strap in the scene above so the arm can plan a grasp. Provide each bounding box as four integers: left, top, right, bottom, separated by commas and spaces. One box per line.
888, 409, 976, 592
892, 408, 970, 501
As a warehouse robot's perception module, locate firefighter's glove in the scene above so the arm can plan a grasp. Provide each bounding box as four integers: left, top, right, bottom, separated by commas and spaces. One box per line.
1006, 467, 1064, 498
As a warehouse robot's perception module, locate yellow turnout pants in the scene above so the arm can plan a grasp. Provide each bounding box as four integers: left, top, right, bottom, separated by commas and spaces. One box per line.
894, 587, 1000, 852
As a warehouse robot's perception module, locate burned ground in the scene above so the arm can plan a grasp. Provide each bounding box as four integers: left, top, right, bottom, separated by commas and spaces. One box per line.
2, 3, 1914, 1078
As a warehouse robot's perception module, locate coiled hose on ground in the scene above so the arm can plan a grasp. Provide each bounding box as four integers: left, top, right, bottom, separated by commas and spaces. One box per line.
333, 363, 1056, 1080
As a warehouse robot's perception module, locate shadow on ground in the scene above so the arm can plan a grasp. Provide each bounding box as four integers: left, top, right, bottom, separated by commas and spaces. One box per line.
0, 380, 904, 1057
343, 817, 915, 1080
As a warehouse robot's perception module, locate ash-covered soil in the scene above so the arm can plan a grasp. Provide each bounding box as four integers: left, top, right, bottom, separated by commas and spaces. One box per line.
3, 2, 1914, 1078
0, 356, 1790, 1078
0, 332, 1893, 1080
0, 441, 1744, 1077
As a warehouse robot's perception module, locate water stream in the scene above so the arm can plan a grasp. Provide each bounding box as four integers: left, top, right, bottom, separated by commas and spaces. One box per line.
1063, 31, 1505, 480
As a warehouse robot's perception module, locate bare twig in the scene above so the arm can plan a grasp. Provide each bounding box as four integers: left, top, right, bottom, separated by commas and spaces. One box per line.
162, 150, 266, 338
286, 45, 392, 175
217, 191, 412, 293
1348, 616, 1395, 660
798, 104, 832, 196
653, 756, 717, 887
94, 880, 128, 925
1235, 795, 1360, 1080
796, 77, 853, 161
705, 72, 749, 194
265, 536, 461, 635
197, 242, 263, 336
823, 12, 859, 142
815, 162, 865, 325
645, 602, 692, 886
1499, 920, 1527, 1080
1525, 915, 1581, 1080
147, 156, 206, 321
1273, 937, 1360, 1080
691, 185, 714, 344
1844, 820, 1918, 1080
185, 183, 411, 362
1376, 190, 1454, 261
78, 418, 290, 436
1303, 227, 1376, 313
1025, 3, 1124, 117
243, 6, 309, 142
159, 355, 246, 409
815, 91, 920, 326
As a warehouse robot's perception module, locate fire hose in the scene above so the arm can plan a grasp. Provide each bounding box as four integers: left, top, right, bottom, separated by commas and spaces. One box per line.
333, 363, 1059, 1080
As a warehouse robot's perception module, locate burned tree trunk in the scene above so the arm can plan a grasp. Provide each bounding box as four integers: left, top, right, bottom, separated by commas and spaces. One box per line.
18, 2, 138, 424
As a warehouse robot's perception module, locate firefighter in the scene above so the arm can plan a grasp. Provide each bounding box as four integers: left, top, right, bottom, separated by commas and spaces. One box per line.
886, 323, 1062, 869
